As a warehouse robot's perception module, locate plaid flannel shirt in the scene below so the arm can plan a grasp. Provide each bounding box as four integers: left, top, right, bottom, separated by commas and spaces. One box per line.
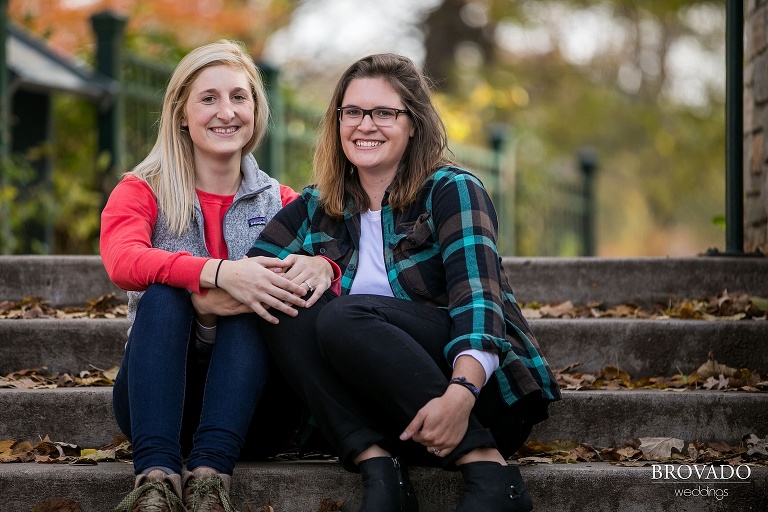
248, 166, 561, 410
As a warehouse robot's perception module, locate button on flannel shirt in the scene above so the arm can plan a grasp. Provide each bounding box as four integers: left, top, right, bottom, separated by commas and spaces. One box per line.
247, 166, 561, 411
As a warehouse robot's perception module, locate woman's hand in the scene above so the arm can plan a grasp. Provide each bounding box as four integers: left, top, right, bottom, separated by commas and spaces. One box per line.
398, 385, 475, 457
203, 256, 307, 324
400, 354, 488, 457
280, 254, 335, 307
191, 288, 252, 319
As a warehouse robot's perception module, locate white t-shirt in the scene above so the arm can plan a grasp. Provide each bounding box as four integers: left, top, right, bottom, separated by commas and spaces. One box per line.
349, 209, 498, 384
349, 209, 394, 297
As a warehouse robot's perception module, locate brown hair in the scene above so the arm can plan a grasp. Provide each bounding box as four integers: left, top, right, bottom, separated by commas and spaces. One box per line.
312, 53, 453, 218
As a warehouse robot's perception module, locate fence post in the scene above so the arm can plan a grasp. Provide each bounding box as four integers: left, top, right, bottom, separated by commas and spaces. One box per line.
0, 0, 11, 254
489, 124, 513, 254
256, 61, 283, 182
578, 147, 597, 256
91, 11, 126, 203
724, 0, 744, 255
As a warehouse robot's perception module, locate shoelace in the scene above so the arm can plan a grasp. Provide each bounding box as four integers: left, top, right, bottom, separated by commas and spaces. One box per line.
185, 477, 236, 512
114, 481, 184, 512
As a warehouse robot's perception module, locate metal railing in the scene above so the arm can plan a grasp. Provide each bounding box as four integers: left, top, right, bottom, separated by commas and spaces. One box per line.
90, 10, 593, 257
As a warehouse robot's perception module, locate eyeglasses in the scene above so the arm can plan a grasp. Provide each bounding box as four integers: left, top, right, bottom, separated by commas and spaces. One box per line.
337, 107, 410, 127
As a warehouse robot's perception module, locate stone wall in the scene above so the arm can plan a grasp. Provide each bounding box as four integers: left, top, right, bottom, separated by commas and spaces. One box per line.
745, 0, 768, 252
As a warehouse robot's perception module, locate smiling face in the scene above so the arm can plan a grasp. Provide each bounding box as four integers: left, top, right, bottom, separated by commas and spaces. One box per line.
339, 77, 415, 180
181, 64, 255, 166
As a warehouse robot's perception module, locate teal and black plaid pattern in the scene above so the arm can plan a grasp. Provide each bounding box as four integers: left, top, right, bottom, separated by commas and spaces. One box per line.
248, 166, 561, 408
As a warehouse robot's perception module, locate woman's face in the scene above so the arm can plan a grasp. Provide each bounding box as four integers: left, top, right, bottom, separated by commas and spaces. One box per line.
339, 77, 414, 178
181, 64, 255, 164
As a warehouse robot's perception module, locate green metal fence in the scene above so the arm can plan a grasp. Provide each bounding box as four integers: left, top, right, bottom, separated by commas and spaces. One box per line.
90, 10, 593, 257
120, 53, 172, 169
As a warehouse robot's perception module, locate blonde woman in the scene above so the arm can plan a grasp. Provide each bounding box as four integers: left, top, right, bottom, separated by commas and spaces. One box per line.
100, 40, 335, 511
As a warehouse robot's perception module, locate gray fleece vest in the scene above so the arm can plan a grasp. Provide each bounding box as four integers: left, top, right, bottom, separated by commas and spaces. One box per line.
126, 154, 283, 325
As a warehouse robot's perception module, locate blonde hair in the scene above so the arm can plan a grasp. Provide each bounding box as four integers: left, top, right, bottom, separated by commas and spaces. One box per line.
313, 53, 452, 219
129, 39, 270, 236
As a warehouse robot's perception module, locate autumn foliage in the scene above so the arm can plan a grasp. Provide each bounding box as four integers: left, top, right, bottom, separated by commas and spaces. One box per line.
9, 0, 294, 58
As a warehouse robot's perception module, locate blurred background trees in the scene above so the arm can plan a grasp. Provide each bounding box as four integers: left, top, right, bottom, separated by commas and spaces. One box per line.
4, 0, 727, 257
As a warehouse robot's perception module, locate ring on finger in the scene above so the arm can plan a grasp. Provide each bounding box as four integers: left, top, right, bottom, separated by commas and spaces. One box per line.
431, 447, 440, 455
304, 280, 315, 292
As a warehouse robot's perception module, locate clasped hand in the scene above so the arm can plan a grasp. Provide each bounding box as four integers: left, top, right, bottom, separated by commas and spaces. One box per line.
192, 254, 333, 324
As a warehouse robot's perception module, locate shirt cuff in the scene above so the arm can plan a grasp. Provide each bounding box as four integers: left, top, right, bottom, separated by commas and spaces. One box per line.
453, 349, 499, 385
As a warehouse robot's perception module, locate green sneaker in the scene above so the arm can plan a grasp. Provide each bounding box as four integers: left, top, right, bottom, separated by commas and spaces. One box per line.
115, 470, 184, 512
182, 467, 237, 512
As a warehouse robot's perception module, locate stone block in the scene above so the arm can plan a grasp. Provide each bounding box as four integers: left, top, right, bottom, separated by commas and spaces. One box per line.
752, 130, 764, 173
746, 192, 768, 226
745, 83, 753, 133
748, 5, 767, 58
754, 53, 768, 103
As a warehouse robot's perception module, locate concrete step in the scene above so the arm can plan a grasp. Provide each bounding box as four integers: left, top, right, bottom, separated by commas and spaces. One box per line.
0, 460, 765, 512
503, 256, 768, 306
533, 318, 768, 376
2, 255, 767, 307
2, 318, 766, 377
2, 388, 765, 450
0, 319, 127, 375
0, 256, 125, 307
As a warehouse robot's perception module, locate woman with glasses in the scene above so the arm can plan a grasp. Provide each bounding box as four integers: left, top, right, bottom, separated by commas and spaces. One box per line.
249, 53, 560, 512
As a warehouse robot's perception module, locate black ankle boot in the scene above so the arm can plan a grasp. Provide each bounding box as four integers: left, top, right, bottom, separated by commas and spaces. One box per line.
357, 456, 419, 512
456, 462, 533, 512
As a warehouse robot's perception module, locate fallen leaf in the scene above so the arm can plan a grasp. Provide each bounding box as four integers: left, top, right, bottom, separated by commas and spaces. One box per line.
696, 352, 738, 380
702, 375, 729, 390
638, 437, 685, 459
744, 434, 768, 457
539, 301, 576, 318
31, 498, 83, 512
517, 456, 553, 464
316, 498, 345, 512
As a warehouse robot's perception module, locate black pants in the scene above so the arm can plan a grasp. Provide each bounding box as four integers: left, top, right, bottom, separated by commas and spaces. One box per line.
260, 293, 532, 472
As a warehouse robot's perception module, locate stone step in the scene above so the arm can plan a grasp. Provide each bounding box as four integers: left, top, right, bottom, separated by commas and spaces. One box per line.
503, 256, 768, 306
0, 319, 127, 375
2, 318, 766, 377
2, 255, 767, 307
0, 460, 765, 511
0, 256, 125, 307
2, 387, 765, 450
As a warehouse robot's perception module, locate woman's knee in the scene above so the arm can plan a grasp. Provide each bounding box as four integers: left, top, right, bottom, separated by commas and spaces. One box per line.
136, 284, 193, 319
316, 296, 374, 357
316, 295, 366, 337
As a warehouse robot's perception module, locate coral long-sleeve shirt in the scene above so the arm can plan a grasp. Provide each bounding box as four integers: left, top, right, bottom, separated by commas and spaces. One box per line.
100, 175, 300, 294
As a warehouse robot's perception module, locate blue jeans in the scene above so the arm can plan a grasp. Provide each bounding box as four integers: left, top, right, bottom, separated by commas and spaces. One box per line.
113, 284, 271, 475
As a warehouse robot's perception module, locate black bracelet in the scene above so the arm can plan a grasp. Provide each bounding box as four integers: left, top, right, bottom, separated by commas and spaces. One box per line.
214, 259, 225, 288
449, 376, 480, 400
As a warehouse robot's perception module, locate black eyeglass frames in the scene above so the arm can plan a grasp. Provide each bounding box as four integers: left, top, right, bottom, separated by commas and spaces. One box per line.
337, 107, 410, 127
